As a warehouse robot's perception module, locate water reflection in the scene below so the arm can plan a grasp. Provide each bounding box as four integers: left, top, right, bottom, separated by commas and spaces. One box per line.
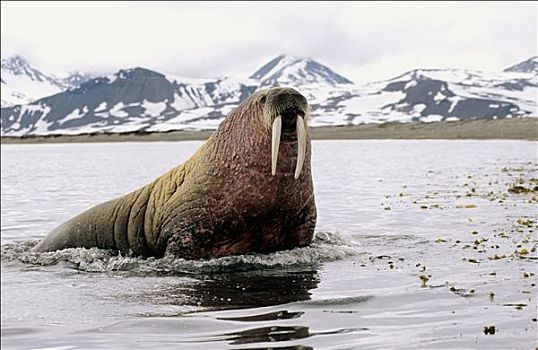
192, 269, 320, 309
96, 269, 321, 348
135, 268, 320, 312
223, 325, 311, 345
237, 346, 313, 350
217, 310, 304, 322
203, 325, 365, 347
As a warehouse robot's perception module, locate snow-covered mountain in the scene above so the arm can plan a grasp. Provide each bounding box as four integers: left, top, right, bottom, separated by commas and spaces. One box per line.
1, 55, 93, 107
0, 66, 257, 135
317, 66, 537, 125
251, 54, 353, 86
504, 56, 538, 73
1, 55, 536, 136
61, 71, 95, 89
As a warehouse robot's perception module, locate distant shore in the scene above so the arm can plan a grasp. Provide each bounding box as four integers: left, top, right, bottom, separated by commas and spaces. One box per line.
1, 118, 537, 144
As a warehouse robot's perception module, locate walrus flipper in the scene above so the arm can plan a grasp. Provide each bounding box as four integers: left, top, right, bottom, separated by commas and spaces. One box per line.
33, 198, 120, 253
33, 181, 162, 256
33, 158, 192, 257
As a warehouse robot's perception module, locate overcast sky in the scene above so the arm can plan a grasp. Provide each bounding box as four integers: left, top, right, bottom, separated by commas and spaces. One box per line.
1, 1, 536, 83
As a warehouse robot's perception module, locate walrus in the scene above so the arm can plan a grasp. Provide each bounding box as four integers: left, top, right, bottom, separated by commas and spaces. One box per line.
34, 87, 317, 259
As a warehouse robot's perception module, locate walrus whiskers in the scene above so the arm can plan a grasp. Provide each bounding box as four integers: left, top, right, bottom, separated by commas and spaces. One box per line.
271, 115, 282, 176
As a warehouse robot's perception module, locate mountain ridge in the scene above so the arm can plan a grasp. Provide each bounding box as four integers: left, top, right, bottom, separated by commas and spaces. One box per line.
1, 55, 536, 136
504, 56, 538, 73
1, 55, 94, 107
250, 54, 353, 86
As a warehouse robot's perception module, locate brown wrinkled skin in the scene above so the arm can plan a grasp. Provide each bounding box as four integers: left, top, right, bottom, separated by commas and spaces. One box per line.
34, 87, 317, 259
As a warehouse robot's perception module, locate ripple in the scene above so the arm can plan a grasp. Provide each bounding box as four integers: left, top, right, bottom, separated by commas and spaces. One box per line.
217, 310, 304, 322
0, 231, 362, 274
302, 295, 374, 306
188, 325, 367, 345
0, 326, 42, 337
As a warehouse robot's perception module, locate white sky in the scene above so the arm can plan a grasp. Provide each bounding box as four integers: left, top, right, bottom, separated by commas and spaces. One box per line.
1, 1, 536, 83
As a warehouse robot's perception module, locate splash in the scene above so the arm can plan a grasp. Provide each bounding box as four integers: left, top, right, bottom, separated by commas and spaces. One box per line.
1, 231, 361, 274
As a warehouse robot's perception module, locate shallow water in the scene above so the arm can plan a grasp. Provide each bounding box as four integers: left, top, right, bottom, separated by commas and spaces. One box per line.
1, 140, 537, 350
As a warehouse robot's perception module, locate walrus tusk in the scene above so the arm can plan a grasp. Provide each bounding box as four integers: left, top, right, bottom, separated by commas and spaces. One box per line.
295, 115, 306, 180
271, 116, 282, 175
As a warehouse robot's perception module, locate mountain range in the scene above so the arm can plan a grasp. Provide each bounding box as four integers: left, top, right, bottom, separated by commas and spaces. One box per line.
1, 55, 94, 108
1, 54, 536, 136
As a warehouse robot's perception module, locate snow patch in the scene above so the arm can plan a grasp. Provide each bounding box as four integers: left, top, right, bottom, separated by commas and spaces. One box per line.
411, 103, 427, 117
421, 114, 444, 122
107, 74, 118, 84
141, 100, 166, 117
170, 92, 198, 111
147, 107, 218, 132
404, 80, 417, 89
433, 92, 445, 102
219, 104, 237, 116
94, 102, 107, 112
62, 106, 88, 123
448, 96, 464, 113
109, 102, 128, 118
339, 91, 406, 113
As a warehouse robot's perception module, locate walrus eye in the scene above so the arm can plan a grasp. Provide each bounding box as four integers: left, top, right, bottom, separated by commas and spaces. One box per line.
260, 95, 267, 104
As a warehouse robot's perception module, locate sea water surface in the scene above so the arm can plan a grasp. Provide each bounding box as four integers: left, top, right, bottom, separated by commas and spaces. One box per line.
1, 140, 537, 350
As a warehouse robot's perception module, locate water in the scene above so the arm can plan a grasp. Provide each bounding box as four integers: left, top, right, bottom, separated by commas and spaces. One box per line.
1, 140, 537, 350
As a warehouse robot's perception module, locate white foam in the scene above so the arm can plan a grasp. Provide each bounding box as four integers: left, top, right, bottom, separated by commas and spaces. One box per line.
1, 231, 360, 274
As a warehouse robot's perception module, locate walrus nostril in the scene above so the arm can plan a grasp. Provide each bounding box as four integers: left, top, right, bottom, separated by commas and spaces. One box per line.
282, 111, 297, 131
281, 108, 298, 119
281, 108, 304, 131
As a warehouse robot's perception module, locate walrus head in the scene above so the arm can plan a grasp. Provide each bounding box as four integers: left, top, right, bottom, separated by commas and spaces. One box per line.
255, 87, 310, 180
